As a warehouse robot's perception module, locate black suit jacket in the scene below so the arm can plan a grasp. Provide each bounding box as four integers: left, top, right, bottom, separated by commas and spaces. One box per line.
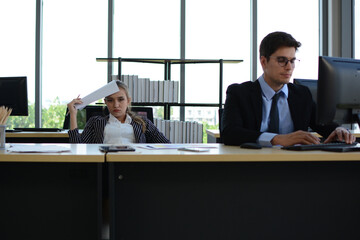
221, 80, 337, 146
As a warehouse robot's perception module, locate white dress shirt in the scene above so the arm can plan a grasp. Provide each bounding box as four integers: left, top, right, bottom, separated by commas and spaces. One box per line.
103, 114, 136, 144
257, 75, 294, 146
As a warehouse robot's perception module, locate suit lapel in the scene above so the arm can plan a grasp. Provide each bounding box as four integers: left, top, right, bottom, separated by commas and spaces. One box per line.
287, 85, 301, 130
250, 81, 263, 129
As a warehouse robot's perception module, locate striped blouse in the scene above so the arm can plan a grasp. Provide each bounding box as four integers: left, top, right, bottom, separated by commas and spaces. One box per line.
68, 115, 170, 144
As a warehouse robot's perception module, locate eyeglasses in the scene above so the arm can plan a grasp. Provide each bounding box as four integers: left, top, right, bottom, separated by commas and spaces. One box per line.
270, 56, 300, 67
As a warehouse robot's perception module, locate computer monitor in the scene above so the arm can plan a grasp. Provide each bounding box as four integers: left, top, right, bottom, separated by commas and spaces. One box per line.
317, 56, 360, 126
0, 76, 28, 116
293, 78, 318, 104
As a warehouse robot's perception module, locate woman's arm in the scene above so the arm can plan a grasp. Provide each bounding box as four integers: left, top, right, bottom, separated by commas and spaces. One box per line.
67, 96, 82, 130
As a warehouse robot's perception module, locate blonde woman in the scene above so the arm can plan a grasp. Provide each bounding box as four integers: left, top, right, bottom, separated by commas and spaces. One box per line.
67, 81, 170, 144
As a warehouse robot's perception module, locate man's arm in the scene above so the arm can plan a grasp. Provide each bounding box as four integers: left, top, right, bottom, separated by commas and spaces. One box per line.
221, 83, 262, 145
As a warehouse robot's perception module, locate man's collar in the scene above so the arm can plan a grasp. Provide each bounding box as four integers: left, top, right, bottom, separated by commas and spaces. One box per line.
258, 75, 288, 100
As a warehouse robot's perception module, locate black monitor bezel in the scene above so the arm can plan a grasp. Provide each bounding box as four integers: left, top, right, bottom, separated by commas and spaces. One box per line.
0, 76, 28, 116
317, 56, 360, 126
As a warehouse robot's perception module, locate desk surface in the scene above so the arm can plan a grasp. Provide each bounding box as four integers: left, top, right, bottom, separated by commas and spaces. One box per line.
3, 143, 360, 163
107, 143, 360, 162
0, 143, 104, 162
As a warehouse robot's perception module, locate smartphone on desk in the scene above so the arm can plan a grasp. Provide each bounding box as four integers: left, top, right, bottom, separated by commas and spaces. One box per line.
99, 145, 136, 152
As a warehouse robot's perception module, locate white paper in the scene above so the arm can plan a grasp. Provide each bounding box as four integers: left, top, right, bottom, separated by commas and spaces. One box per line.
138, 144, 217, 150
7, 145, 71, 153
75, 80, 119, 110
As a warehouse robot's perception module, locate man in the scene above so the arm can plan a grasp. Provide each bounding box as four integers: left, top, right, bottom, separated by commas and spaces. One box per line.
221, 31, 355, 147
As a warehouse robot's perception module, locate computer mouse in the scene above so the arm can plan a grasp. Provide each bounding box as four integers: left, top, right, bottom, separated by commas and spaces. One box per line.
240, 142, 262, 149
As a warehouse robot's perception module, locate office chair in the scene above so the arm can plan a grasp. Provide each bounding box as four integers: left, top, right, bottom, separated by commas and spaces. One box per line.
85, 105, 154, 123
62, 107, 87, 129
130, 106, 154, 123
63, 108, 70, 129
218, 108, 224, 143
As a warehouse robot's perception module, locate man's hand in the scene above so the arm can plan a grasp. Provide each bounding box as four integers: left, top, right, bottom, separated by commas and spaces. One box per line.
323, 127, 356, 144
271, 130, 321, 146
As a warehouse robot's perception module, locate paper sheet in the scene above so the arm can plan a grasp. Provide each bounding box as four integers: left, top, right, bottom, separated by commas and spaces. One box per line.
7, 145, 71, 153
138, 144, 218, 150
75, 80, 119, 110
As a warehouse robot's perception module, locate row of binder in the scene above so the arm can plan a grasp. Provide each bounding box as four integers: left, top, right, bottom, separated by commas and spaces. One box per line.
113, 75, 179, 103
154, 118, 203, 144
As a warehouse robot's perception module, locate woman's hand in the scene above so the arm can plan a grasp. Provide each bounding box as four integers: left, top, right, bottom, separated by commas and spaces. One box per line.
67, 96, 82, 116
67, 96, 82, 130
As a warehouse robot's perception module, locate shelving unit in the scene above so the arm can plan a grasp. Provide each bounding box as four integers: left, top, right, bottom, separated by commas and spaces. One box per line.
96, 57, 243, 120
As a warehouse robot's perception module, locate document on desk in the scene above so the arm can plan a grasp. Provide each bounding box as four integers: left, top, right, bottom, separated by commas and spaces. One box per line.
75, 80, 119, 110
7, 144, 71, 153
139, 144, 217, 150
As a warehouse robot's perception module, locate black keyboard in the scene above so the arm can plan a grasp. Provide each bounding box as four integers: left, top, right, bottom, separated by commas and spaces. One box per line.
282, 142, 360, 152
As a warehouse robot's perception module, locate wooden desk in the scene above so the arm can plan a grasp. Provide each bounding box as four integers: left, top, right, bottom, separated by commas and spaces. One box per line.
206, 129, 221, 143
107, 144, 360, 240
0, 144, 104, 240
6, 131, 70, 143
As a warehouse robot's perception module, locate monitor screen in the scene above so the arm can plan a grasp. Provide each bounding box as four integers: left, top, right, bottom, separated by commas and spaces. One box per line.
0, 76, 28, 116
317, 56, 360, 126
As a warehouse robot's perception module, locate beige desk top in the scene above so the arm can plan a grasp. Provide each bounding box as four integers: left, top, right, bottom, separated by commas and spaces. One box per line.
5, 131, 69, 138
106, 143, 360, 162
206, 129, 360, 138
0, 143, 104, 163
206, 129, 220, 138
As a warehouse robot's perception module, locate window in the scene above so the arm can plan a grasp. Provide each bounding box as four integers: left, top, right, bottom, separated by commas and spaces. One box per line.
184, 0, 250, 135
186, 0, 250, 104
257, 0, 319, 80
0, 1, 35, 128
42, 0, 107, 127
113, 0, 180, 80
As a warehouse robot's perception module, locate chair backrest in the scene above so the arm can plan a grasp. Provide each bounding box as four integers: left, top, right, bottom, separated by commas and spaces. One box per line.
85, 105, 154, 123
130, 106, 154, 123
85, 105, 108, 121
63, 107, 94, 129
294, 78, 318, 103
218, 108, 224, 143
64, 105, 154, 128
63, 108, 70, 129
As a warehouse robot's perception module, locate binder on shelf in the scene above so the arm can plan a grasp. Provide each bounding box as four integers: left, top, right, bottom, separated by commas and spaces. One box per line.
153, 81, 159, 102
153, 118, 203, 143
163, 80, 169, 103
158, 80, 164, 102
182, 121, 187, 144
138, 78, 145, 103
128, 75, 134, 101
168, 81, 174, 103
197, 123, 203, 143
145, 78, 150, 102
174, 121, 180, 143
173, 81, 179, 103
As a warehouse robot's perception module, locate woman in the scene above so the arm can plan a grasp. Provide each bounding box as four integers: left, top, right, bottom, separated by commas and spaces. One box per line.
67, 80, 170, 144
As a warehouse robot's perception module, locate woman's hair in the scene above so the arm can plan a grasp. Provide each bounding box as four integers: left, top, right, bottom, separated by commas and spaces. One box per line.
113, 80, 147, 132
259, 31, 301, 61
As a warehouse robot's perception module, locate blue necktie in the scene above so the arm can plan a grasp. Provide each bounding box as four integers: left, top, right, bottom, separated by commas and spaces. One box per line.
268, 93, 280, 133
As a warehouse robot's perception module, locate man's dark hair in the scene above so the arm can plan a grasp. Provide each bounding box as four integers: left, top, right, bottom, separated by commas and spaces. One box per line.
259, 31, 301, 60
